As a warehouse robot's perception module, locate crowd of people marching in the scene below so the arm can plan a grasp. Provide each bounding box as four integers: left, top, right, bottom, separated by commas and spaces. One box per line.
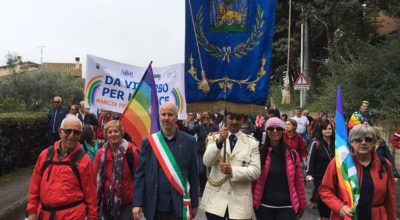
26, 96, 398, 220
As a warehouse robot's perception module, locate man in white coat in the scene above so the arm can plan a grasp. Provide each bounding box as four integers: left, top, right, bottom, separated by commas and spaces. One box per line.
200, 112, 261, 220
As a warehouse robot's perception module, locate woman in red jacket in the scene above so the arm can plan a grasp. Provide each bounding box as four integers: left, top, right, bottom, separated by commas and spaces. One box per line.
319, 124, 396, 220
93, 120, 139, 220
253, 117, 307, 220
390, 127, 400, 149
284, 119, 307, 165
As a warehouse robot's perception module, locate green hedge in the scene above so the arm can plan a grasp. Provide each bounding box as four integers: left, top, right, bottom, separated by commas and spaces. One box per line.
0, 112, 48, 176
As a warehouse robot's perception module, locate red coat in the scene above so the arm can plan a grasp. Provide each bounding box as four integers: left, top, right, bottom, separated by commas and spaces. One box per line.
27, 141, 98, 220
95, 114, 111, 140
283, 131, 306, 159
318, 151, 396, 220
93, 140, 139, 206
253, 146, 307, 213
389, 127, 400, 149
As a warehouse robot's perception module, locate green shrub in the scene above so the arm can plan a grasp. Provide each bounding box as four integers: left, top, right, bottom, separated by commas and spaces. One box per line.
0, 70, 84, 112
315, 31, 400, 122
0, 112, 47, 176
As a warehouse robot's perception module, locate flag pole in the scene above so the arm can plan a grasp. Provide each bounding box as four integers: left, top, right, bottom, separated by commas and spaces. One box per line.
281, 0, 292, 105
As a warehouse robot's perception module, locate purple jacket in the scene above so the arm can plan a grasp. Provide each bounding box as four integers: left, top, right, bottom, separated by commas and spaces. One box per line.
253, 147, 307, 213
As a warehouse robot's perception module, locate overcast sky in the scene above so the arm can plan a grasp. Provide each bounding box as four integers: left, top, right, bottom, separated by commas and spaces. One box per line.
0, 0, 185, 76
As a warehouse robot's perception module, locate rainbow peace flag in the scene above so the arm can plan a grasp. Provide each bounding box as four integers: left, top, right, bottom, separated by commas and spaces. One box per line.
348, 113, 361, 128
335, 85, 360, 219
120, 63, 160, 148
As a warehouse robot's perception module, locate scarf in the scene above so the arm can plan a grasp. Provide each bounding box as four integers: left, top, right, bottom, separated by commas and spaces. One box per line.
96, 141, 125, 220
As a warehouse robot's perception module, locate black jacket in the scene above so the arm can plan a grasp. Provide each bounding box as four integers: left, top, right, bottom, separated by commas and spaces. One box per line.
78, 112, 98, 126
183, 123, 219, 152
307, 137, 335, 181
376, 140, 399, 178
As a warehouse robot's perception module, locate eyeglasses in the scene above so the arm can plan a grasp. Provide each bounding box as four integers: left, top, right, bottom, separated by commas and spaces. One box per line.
354, 137, 374, 143
61, 128, 82, 136
54, 101, 60, 103
203, 116, 210, 119
267, 127, 284, 132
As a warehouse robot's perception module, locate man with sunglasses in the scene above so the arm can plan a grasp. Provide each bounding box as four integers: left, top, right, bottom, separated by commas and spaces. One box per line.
27, 115, 97, 220
46, 96, 69, 146
201, 112, 261, 220
183, 111, 219, 196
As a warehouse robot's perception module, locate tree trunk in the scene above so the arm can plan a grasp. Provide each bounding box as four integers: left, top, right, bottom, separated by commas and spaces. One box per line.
326, 19, 335, 61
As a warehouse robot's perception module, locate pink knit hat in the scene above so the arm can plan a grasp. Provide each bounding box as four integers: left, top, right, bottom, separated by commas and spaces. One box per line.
265, 117, 285, 130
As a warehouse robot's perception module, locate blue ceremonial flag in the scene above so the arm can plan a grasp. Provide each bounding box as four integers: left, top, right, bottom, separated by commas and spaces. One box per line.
185, 0, 277, 112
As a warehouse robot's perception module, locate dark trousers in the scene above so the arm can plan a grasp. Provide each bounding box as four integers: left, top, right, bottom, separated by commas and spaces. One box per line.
255, 206, 297, 220
47, 132, 60, 146
205, 209, 230, 220
154, 210, 180, 220
315, 181, 331, 218
197, 151, 207, 193
102, 204, 133, 220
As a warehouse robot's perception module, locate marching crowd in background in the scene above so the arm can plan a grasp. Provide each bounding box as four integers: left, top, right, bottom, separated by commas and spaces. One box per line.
26, 96, 399, 220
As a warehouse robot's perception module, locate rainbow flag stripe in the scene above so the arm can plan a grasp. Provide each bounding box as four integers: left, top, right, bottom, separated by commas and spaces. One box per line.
120, 63, 160, 148
335, 85, 360, 219
85, 75, 103, 106
171, 88, 183, 115
348, 113, 361, 128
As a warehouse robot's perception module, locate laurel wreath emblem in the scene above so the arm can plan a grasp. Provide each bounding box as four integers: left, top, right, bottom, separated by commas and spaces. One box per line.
194, 4, 265, 61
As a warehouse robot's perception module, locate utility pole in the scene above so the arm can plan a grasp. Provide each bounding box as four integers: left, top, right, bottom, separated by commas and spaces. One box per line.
299, 9, 309, 108
37, 46, 46, 64
303, 19, 309, 104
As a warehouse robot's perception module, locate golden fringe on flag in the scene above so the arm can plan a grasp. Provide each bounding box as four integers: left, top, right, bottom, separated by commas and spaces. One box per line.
187, 101, 265, 114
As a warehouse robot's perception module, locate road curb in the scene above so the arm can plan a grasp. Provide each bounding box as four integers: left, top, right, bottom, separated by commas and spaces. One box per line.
0, 195, 28, 219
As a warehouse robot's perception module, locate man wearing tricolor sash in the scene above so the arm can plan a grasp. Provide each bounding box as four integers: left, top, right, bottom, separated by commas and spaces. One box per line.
200, 112, 261, 220
132, 102, 199, 220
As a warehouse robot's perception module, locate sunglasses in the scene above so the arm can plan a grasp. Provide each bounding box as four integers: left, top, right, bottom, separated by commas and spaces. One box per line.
54, 101, 60, 103
61, 128, 82, 136
354, 137, 374, 143
203, 116, 210, 119
267, 127, 284, 132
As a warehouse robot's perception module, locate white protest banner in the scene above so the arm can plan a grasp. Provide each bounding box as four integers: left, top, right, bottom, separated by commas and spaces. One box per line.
85, 54, 187, 119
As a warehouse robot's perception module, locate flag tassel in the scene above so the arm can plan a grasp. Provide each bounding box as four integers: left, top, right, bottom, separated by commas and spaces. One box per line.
199, 70, 210, 94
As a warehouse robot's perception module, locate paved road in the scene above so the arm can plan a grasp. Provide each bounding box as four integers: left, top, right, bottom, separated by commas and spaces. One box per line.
194, 181, 319, 220
1, 169, 399, 220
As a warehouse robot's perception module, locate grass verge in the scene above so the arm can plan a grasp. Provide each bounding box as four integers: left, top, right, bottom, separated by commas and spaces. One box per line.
0, 166, 34, 184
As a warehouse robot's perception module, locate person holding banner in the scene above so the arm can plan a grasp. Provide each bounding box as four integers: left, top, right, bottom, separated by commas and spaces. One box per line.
132, 102, 199, 220
319, 124, 396, 220
200, 112, 260, 220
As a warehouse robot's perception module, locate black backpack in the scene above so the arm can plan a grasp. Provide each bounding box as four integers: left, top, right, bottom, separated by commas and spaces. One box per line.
126, 147, 135, 178
288, 148, 298, 168
41, 146, 85, 188
377, 155, 390, 179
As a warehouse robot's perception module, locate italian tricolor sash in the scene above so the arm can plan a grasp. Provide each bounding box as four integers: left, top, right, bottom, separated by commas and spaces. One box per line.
148, 131, 192, 220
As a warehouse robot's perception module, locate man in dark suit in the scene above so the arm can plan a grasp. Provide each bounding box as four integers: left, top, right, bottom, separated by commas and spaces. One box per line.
132, 102, 199, 220
77, 100, 98, 126
46, 96, 69, 146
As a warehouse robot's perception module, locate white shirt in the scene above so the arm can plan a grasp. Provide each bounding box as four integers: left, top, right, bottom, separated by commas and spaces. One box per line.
228, 131, 241, 140
291, 115, 309, 134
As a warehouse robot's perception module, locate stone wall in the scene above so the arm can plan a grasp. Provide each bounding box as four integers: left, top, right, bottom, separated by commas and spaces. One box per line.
375, 121, 400, 171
